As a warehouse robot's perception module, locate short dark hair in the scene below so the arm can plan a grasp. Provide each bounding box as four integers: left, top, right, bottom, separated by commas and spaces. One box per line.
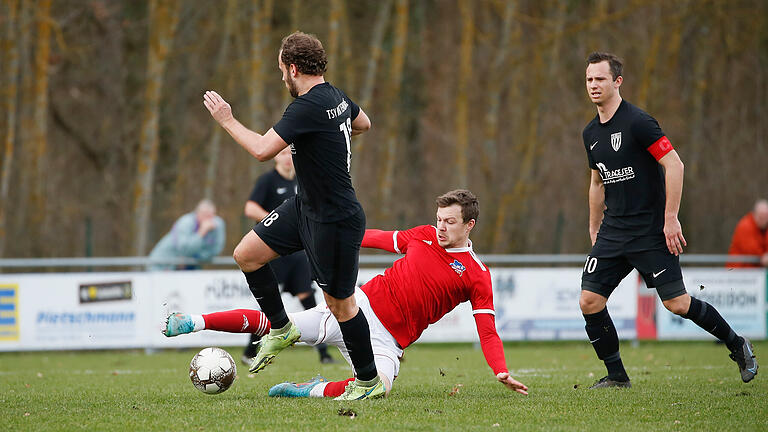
587, 52, 623, 80
436, 189, 479, 223
280, 31, 327, 76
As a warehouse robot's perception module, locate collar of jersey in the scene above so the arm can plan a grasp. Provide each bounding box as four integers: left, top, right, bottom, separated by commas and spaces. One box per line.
445, 240, 473, 253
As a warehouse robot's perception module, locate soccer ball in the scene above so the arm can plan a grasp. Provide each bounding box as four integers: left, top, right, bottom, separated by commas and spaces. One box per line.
189, 347, 237, 394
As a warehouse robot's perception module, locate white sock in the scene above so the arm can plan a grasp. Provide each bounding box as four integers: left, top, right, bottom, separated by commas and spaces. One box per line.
191, 314, 206, 332
309, 382, 328, 398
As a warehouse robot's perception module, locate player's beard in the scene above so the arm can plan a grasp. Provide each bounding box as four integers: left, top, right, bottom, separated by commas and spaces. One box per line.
286, 75, 299, 98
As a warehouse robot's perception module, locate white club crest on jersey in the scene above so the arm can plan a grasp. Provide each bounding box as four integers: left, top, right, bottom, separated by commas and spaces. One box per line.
611, 132, 622, 151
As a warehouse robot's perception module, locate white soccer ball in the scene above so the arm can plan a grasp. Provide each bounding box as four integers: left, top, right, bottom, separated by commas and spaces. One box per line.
189, 347, 237, 394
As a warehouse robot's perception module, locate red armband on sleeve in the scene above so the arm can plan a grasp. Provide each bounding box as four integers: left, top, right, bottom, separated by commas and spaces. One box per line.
647, 136, 673, 161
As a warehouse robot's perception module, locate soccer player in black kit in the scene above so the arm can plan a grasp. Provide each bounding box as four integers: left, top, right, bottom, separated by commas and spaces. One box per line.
579, 52, 757, 388
241, 147, 334, 365
203, 32, 383, 399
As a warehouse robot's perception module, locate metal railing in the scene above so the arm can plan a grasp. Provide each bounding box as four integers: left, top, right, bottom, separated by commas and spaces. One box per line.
0, 254, 760, 270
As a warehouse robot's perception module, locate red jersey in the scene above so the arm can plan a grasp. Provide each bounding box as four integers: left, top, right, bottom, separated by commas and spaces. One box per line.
360, 225, 508, 374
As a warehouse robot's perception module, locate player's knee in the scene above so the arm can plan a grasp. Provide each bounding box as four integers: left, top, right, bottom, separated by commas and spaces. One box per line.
579, 292, 606, 314
662, 297, 689, 316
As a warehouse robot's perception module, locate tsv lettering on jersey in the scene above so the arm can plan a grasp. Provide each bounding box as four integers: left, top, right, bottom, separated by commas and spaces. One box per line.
326, 99, 349, 119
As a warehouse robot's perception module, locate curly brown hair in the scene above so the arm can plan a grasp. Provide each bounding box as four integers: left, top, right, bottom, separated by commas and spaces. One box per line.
280, 31, 327, 76
436, 190, 479, 223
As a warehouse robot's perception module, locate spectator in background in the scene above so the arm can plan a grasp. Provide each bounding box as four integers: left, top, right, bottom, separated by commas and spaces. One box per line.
148, 199, 226, 270
728, 199, 768, 268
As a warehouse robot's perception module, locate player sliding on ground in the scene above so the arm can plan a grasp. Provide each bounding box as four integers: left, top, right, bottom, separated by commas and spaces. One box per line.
163, 190, 528, 398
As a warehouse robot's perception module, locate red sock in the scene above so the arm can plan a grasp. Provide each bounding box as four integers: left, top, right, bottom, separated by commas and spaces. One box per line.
323, 378, 355, 397
201, 309, 270, 335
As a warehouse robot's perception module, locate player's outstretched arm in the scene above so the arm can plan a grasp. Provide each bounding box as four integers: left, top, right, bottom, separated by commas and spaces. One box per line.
203, 90, 288, 161
350, 108, 371, 136
496, 372, 528, 395
658, 150, 686, 255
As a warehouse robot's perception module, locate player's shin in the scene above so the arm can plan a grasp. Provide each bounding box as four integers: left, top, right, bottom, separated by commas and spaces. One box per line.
243, 265, 290, 330
584, 307, 629, 381
683, 296, 739, 348
338, 309, 379, 382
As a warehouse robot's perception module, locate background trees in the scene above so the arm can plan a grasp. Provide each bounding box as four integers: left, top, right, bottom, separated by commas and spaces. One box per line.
1, 0, 765, 258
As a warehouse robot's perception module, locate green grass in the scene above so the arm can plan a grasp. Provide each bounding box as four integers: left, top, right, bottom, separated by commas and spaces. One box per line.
2, 341, 766, 431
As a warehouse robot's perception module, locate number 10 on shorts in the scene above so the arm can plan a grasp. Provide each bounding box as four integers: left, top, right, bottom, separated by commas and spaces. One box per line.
584, 256, 597, 273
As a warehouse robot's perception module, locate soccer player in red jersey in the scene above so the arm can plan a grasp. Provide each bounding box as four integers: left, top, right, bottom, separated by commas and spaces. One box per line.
163, 190, 528, 398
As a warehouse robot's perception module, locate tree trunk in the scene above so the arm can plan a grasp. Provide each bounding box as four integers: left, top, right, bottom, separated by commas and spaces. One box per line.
351, 0, 392, 179
454, 0, 474, 187
204, 0, 238, 201
132, 0, 180, 256
28, 0, 51, 245
247, 0, 274, 182
378, 0, 408, 214
0, 0, 20, 257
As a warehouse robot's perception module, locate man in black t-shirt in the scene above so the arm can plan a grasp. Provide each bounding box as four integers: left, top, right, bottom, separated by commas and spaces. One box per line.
242, 147, 334, 364
580, 52, 757, 388
203, 31, 384, 400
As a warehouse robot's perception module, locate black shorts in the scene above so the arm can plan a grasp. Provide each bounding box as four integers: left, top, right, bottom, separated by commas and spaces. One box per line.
252, 196, 365, 299
269, 251, 313, 297
581, 234, 686, 301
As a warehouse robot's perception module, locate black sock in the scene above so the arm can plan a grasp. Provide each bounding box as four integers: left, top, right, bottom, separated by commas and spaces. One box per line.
684, 297, 740, 350
338, 309, 378, 382
316, 343, 330, 358
244, 333, 261, 357
584, 307, 628, 381
243, 266, 288, 329
300, 294, 317, 310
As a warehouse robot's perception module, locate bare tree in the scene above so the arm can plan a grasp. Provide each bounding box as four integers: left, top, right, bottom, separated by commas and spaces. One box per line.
0, 0, 20, 257
132, 0, 180, 256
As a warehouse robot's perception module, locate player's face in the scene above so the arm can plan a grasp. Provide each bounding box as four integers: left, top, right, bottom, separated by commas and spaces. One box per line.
436, 204, 475, 249
278, 51, 299, 98
586, 61, 621, 106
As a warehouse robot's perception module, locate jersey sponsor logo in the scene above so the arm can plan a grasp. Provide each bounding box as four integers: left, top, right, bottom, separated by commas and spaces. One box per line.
595, 163, 635, 184
590, 141, 598, 150
611, 132, 622, 151
326, 99, 350, 119
422, 240, 432, 245
449, 259, 466, 276
276, 187, 288, 194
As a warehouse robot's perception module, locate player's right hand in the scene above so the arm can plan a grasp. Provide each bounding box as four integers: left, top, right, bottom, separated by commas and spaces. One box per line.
496, 372, 528, 395
203, 91, 233, 125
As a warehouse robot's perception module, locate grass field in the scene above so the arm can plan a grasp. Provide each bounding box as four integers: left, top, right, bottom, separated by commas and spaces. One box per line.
2, 341, 766, 431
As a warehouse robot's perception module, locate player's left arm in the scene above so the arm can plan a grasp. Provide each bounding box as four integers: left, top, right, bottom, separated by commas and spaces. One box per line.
658, 150, 686, 256
473, 314, 528, 395
471, 274, 528, 395
203, 90, 288, 161
350, 108, 371, 136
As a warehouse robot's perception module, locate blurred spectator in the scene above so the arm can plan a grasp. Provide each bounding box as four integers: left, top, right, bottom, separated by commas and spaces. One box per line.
148, 199, 226, 270
727, 199, 768, 268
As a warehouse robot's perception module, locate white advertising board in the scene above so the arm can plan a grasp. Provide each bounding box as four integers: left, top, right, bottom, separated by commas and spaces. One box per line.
492, 268, 638, 340
656, 269, 766, 339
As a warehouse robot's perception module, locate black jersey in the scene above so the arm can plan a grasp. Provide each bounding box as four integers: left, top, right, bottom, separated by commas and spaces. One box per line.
272, 82, 362, 222
248, 169, 297, 213
583, 100, 674, 239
